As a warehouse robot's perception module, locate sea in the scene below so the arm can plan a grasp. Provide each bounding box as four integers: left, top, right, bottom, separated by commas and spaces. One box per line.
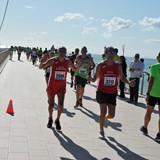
91, 54, 157, 95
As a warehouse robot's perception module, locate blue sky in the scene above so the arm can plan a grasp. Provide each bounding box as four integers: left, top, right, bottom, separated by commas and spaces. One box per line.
0, 0, 160, 58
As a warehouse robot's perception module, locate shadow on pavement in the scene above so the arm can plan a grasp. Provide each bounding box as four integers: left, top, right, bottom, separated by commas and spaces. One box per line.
51, 128, 98, 160
79, 106, 99, 123
103, 136, 148, 160
83, 95, 97, 102
106, 120, 122, 131
63, 108, 75, 118
142, 134, 160, 144
53, 102, 75, 118
118, 97, 159, 114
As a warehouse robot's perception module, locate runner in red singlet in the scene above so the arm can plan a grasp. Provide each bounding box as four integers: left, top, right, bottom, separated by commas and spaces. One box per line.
89, 46, 135, 139
39, 47, 81, 130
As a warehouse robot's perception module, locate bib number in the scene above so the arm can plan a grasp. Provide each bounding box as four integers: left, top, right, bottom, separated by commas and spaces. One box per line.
104, 77, 116, 86
55, 71, 65, 80
79, 69, 87, 75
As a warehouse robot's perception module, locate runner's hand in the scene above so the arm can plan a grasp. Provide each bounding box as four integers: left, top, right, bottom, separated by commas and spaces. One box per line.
129, 79, 135, 87
145, 95, 149, 103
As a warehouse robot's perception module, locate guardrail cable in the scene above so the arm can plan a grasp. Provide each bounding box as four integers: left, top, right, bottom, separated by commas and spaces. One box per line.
0, 0, 10, 32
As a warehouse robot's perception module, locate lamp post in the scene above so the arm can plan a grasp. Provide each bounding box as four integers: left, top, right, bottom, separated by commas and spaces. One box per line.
122, 44, 125, 56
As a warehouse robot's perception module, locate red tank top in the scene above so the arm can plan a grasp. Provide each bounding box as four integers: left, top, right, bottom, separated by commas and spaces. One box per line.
97, 62, 120, 94
47, 57, 69, 95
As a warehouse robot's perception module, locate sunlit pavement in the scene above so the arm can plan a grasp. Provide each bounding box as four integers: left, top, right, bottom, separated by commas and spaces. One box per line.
0, 53, 159, 160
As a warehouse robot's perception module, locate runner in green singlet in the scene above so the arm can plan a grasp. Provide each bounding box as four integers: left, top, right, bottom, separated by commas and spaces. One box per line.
74, 46, 95, 108
140, 52, 160, 142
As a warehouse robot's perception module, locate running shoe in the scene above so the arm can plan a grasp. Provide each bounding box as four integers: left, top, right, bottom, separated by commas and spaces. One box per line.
155, 133, 160, 143
99, 130, 105, 139
70, 82, 73, 88
55, 119, 61, 130
47, 118, 53, 128
74, 100, 79, 109
79, 98, 83, 107
140, 126, 148, 135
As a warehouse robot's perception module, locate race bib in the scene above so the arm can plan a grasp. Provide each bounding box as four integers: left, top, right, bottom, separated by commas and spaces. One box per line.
79, 69, 87, 75
55, 71, 65, 80
104, 77, 116, 86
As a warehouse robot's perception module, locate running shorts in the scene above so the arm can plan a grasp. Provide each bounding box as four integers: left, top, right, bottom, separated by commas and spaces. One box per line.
96, 91, 117, 105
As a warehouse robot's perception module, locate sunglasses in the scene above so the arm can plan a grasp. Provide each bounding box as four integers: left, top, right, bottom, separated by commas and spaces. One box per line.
106, 51, 115, 54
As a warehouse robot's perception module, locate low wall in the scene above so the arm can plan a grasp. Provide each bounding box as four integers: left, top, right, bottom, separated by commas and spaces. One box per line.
0, 49, 9, 74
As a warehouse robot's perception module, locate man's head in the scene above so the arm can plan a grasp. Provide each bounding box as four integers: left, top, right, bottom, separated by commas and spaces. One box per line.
58, 47, 67, 58
134, 53, 140, 61
75, 48, 79, 56
81, 46, 87, 55
157, 52, 160, 62
104, 46, 116, 59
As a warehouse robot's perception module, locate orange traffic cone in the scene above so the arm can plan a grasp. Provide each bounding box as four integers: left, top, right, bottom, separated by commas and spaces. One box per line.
6, 99, 14, 116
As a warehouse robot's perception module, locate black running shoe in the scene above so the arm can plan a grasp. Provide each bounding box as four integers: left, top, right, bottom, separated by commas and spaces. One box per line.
74, 100, 79, 109
70, 82, 73, 88
79, 98, 83, 107
47, 118, 53, 128
140, 126, 148, 135
55, 120, 61, 130
155, 133, 160, 142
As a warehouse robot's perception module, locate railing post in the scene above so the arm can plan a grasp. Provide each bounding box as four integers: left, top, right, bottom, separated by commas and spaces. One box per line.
140, 73, 144, 95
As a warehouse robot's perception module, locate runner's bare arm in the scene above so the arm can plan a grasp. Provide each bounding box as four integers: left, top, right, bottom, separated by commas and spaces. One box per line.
89, 58, 96, 72
89, 63, 100, 82
39, 58, 54, 70
68, 60, 81, 71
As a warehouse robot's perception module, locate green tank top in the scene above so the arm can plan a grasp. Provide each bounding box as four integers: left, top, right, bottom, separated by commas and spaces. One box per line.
150, 63, 160, 97
54, 53, 58, 57
75, 56, 90, 79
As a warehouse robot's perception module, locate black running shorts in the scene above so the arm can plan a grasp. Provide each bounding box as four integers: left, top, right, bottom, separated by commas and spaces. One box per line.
75, 75, 87, 88
148, 95, 160, 107
96, 91, 117, 105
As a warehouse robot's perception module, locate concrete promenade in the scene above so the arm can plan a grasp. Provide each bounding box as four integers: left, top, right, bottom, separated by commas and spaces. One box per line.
0, 53, 159, 160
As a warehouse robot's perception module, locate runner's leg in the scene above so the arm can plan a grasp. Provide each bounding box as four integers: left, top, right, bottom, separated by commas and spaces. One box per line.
99, 104, 107, 131
56, 94, 65, 121
144, 105, 154, 128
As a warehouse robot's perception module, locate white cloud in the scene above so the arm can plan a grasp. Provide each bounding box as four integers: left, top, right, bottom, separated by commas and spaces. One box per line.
54, 13, 85, 22
24, 37, 33, 41
82, 27, 97, 35
25, 5, 35, 9
89, 17, 95, 21
140, 17, 160, 31
41, 32, 48, 35
122, 36, 134, 40
102, 17, 133, 31
102, 32, 112, 39
29, 32, 37, 36
144, 39, 160, 44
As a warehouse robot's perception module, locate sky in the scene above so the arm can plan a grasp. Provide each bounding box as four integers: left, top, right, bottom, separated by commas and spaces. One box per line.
0, 0, 160, 58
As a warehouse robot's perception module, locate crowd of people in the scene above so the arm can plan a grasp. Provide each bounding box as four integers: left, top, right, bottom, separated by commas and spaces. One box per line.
8, 45, 160, 142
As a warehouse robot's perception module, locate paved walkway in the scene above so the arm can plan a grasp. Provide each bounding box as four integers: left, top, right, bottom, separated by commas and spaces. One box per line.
0, 53, 159, 160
